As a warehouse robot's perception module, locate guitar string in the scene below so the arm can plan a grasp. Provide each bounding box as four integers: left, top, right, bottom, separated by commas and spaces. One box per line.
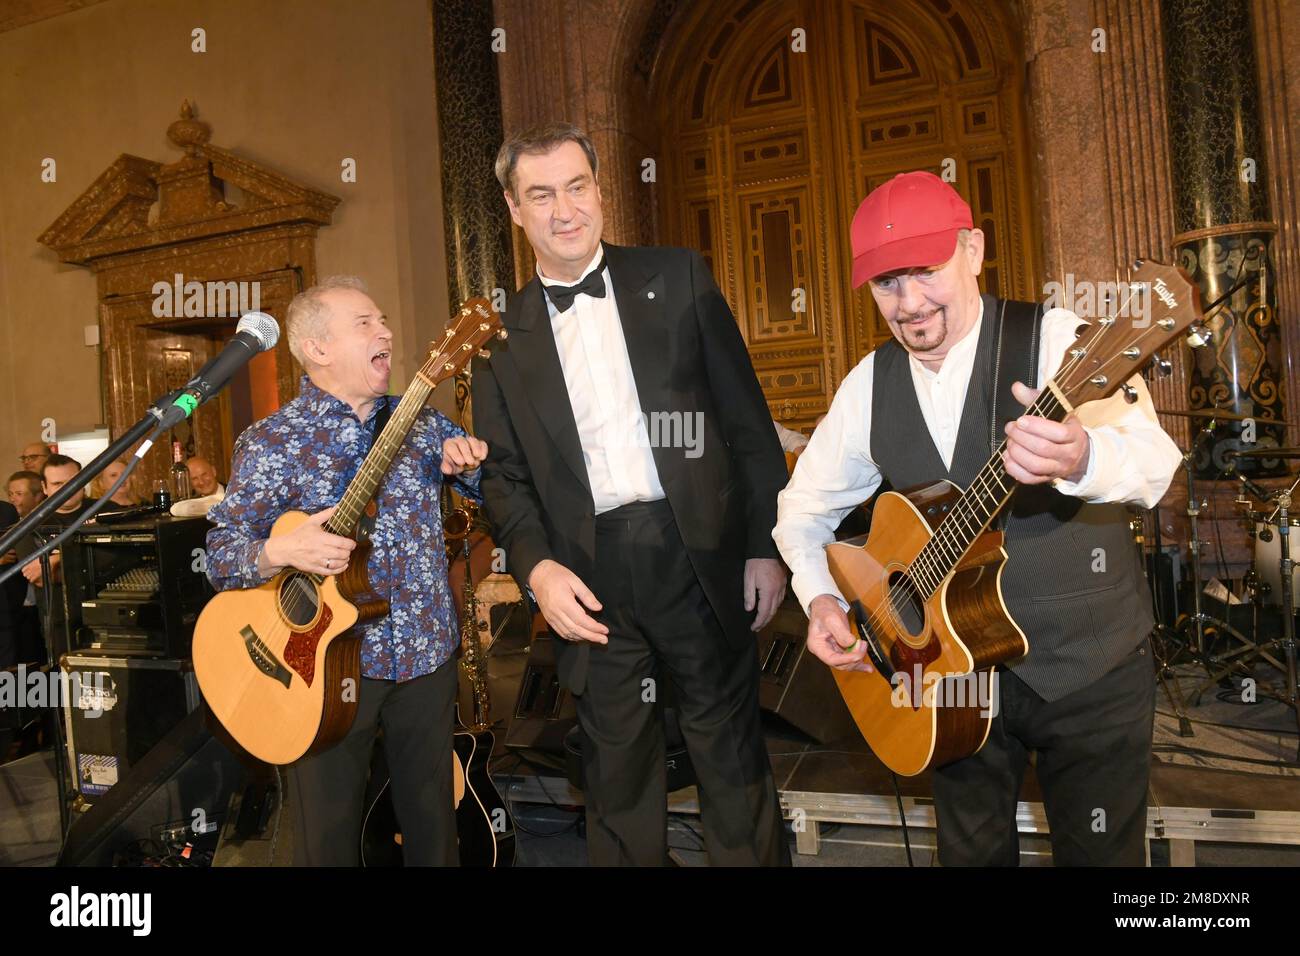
857, 327, 1092, 645
908, 388, 1067, 600
266, 351, 446, 661
864, 287, 1162, 641
896, 388, 1064, 607
272, 394, 419, 633
242, 316, 496, 674
904, 283, 1152, 598
908, 323, 1094, 592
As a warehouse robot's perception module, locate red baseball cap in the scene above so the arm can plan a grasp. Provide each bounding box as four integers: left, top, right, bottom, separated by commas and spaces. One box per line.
850, 171, 974, 287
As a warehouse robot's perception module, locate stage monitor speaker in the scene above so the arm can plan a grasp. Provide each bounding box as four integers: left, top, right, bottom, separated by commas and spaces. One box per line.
505, 633, 577, 754
57, 706, 244, 867
756, 601, 857, 744
60, 654, 199, 800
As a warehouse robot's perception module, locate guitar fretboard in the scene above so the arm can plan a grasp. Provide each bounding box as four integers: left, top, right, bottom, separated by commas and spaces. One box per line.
909, 387, 1069, 597
324, 377, 434, 539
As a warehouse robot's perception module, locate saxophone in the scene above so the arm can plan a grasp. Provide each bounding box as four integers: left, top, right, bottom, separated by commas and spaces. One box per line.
446, 500, 490, 733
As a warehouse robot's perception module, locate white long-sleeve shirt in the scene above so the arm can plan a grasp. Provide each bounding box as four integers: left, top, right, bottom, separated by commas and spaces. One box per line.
539, 246, 666, 514
773, 301, 1182, 613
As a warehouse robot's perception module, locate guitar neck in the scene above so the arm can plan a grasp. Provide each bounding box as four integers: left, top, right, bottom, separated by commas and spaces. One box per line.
911, 385, 1070, 597
325, 377, 435, 539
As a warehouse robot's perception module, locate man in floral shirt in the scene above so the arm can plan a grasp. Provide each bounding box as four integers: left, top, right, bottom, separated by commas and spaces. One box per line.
206, 275, 487, 866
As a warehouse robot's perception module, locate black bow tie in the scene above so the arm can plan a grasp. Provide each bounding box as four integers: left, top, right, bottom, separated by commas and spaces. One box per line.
543, 258, 608, 313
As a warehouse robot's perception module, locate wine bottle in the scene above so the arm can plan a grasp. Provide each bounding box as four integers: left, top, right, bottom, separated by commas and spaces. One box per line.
170, 440, 192, 501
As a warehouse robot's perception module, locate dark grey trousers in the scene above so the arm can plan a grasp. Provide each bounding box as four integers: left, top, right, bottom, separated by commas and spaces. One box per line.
931, 639, 1155, 866
290, 661, 459, 866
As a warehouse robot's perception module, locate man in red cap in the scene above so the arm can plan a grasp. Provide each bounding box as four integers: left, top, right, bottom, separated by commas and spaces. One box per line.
774, 171, 1181, 866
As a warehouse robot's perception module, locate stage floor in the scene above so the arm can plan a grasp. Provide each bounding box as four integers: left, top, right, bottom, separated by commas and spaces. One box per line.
484, 621, 1300, 865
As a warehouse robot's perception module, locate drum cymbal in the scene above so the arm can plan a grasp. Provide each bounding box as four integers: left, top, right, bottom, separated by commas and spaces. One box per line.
1156, 408, 1289, 426
1229, 447, 1300, 460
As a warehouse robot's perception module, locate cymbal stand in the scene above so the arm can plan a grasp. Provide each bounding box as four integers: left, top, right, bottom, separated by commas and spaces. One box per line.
1144, 505, 1194, 736
1193, 484, 1300, 760
1175, 424, 1252, 677
1277, 490, 1300, 760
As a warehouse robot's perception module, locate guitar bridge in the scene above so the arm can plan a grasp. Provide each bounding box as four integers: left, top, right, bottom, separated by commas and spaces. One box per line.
242, 625, 292, 689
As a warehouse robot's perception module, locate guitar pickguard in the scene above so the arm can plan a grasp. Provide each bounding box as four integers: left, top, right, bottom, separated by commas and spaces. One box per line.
889, 633, 942, 710
282, 603, 334, 687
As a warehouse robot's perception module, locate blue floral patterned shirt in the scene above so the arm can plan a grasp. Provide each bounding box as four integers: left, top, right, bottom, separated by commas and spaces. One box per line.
205, 376, 481, 682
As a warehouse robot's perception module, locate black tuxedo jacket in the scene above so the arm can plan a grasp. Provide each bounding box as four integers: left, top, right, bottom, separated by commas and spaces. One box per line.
471, 243, 787, 693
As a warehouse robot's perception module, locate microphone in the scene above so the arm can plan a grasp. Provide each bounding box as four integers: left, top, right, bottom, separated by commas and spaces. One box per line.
1225, 456, 1272, 502
157, 312, 280, 427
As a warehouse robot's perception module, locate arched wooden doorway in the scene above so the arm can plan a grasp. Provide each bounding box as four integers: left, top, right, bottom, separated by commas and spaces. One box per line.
653, 0, 1040, 432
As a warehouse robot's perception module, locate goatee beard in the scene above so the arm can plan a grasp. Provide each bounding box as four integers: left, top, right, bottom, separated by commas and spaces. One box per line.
897, 309, 946, 352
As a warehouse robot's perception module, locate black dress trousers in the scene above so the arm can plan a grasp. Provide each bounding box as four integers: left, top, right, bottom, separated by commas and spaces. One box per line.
290, 660, 459, 866
930, 639, 1156, 866
575, 498, 790, 866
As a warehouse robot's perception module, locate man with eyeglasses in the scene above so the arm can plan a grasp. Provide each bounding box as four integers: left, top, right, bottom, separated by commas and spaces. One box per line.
17, 443, 51, 474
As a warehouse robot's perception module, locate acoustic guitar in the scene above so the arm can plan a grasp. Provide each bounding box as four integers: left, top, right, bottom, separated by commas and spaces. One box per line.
192, 299, 504, 765
826, 261, 1201, 776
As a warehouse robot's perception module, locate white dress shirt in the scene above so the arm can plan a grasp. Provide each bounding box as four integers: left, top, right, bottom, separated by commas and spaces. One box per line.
540, 246, 666, 515
774, 420, 810, 453
773, 299, 1183, 613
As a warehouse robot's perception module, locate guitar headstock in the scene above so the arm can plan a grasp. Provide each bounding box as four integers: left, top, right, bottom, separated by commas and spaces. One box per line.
418, 297, 506, 387
1052, 260, 1203, 410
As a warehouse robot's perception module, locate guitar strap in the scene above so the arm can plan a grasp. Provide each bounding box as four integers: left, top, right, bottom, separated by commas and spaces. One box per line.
356, 396, 393, 542
988, 297, 1043, 529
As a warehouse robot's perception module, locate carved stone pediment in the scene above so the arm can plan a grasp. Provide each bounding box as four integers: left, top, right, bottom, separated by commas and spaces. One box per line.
39, 100, 340, 266
36, 102, 340, 493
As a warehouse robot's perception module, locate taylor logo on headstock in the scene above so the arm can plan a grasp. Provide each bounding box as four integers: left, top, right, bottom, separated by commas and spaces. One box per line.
1152, 276, 1177, 309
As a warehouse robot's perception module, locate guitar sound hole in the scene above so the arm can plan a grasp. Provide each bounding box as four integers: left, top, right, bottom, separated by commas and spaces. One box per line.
279, 573, 321, 627
886, 571, 925, 637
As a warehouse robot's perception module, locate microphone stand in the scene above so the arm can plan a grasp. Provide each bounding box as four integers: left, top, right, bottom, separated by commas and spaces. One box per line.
32, 528, 74, 842
1277, 490, 1300, 761
0, 389, 184, 582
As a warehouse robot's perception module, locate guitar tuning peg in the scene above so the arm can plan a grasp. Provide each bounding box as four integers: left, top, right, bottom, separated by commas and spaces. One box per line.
477, 349, 490, 359
1150, 356, 1173, 377
496, 329, 509, 340
1186, 324, 1211, 348
1120, 384, 1138, 404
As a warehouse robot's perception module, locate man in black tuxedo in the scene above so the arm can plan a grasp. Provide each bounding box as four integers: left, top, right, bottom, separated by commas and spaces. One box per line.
472, 122, 791, 866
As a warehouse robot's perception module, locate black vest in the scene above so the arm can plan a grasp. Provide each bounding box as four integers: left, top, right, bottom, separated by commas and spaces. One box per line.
869, 295, 1152, 701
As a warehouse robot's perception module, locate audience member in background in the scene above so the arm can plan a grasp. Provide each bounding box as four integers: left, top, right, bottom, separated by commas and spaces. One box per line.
15, 455, 89, 662
773, 420, 810, 454
774, 420, 810, 476
5, 471, 45, 665
89, 458, 145, 513
0, 497, 21, 757
6, 471, 43, 519
186, 456, 225, 499
17, 442, 51, 476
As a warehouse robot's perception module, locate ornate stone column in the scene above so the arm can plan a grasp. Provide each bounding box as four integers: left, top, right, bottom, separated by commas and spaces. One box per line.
433, 0, 515, 419
1163, 0, 1285, 477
